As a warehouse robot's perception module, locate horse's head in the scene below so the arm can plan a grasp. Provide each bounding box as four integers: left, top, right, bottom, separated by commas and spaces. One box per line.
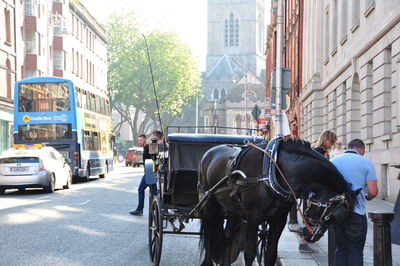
301, 185, 361, 242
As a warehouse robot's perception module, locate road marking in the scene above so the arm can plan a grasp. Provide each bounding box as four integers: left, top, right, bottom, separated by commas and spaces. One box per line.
37, 196, 50, 200
78, 200, 90, 205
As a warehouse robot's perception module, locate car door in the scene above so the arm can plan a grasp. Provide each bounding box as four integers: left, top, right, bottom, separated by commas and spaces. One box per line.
48, 150, 65, 188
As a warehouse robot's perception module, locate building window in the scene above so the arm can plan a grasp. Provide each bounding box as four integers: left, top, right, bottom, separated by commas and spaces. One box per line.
340, 0, 348, 42
364, 0, 375, 17
25, 0, 35, 16
72, 48, 74, 73
331, 0, 338, 53
53, 49, 63, 70
324, 8, 330, 61
352, 0, 360, 29
225, 13, 239, 47
5, 10, 11, 44
6, 59, 12, 98
213, 89, 219, 100
220, 89, 226, 99
224, 20, 228, 47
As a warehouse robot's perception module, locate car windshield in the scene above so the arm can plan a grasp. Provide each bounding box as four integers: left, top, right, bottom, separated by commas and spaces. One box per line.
0, 157, 40, 164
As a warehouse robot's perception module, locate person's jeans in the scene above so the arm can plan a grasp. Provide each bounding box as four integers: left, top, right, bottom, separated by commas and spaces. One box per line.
333, 212, 367, 266
136, 175, 157, 211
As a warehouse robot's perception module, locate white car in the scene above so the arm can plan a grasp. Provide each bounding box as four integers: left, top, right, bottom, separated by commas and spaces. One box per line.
0, 146, 72, 194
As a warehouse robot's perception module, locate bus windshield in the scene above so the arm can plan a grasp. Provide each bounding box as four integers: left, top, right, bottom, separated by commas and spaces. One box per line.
18, 123, 72, 140
18, 82, 70, 112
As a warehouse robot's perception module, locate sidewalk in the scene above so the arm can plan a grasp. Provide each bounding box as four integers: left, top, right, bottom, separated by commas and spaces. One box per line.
277, 198, 400, 266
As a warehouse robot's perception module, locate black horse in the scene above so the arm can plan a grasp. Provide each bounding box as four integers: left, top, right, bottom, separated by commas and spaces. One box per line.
197, 138, 358, 266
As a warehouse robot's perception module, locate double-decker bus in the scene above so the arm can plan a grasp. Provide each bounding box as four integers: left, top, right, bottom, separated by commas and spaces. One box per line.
13, 76, 113, 181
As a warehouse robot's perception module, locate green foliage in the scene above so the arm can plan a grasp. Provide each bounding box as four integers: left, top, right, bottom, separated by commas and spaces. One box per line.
107, 12, 202, 137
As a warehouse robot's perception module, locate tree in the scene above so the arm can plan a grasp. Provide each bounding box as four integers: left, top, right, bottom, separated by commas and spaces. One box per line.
107, 12, 202, 144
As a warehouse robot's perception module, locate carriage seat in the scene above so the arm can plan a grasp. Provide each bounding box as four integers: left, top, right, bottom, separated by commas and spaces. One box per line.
163, 134, 264, 207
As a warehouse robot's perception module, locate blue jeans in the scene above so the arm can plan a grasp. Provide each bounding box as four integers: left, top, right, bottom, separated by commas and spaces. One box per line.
333, 212, 367, 266
136, 175, 157, 211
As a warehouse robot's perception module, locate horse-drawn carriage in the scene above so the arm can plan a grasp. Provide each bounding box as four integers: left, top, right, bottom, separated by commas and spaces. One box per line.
145, 127, 264, 265
144, 127, 357, 266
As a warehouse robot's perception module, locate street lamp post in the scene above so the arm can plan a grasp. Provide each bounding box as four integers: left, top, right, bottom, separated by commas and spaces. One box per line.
244, 73, 248, 129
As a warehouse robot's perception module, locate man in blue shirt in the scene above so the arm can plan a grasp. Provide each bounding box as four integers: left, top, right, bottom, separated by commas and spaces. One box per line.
330, 139, 378, 266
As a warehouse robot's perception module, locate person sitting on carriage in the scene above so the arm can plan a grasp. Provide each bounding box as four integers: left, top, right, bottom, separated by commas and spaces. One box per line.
129, 130, 163, 216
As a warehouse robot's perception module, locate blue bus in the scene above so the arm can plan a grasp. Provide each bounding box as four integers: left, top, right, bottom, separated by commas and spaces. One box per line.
13, 76, 113, 181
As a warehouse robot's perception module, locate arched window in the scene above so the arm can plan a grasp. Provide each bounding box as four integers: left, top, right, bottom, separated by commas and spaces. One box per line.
6, 59, 11, 98
224, 20, 228, 47
220, 89, 226, 99
224, 13, 239, 47
213, 88, 219, 100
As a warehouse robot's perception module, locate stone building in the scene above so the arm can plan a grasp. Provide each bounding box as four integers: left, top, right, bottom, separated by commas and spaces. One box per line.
202, 0, 267, 132
0, 0, 16, 153
301, 0, 400, 202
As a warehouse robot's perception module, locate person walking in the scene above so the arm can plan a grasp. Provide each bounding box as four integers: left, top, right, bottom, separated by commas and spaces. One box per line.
129, 134, 151, 216
391, 163, 400, 245
330, 139, 378, 266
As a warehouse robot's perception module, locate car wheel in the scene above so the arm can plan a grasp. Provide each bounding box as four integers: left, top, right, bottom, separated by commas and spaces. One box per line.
63, 171, 72, 189
44, 174, 55, 193
0, 189, 5, 195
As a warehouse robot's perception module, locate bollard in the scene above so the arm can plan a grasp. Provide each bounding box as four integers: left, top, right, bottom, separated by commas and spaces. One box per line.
368, 211, 395, 266
328, 224, 335, 266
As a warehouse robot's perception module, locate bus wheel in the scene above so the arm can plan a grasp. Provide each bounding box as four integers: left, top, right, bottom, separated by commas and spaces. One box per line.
83, 165, 90, 182
99, 162, 108, 179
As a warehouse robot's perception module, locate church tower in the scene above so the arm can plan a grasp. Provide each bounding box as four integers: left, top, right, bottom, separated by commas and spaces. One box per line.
206, 0, 266, 78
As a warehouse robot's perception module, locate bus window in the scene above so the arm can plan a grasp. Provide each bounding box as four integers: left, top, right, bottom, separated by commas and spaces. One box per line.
101, 133, 107, 153
84, 130, 92, 150
90, 94, 96, 112
18, 124, 72, 140
92, 131, 100, 151
100, 97, 105, 115
105, 99, 110, 116
76, 88, 82, 108
81, 90, 87, 110
18, 82, 70, 112
95, 95, 101, 114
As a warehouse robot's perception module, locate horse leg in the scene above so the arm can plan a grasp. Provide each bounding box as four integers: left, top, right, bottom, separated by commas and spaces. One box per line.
200, 199, 225, 266
264, 213, 290, 266
223, 215, 243, 265
243, 220, 259, 266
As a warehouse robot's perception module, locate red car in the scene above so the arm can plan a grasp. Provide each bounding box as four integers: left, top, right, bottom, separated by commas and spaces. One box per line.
125, 147, 144, 167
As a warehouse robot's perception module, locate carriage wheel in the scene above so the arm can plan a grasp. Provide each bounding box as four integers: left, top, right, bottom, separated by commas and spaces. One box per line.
148, 195, 163, 266
256, 222, 269, 266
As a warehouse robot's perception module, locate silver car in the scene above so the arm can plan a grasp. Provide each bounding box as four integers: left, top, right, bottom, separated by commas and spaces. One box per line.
0, 147, 72, 194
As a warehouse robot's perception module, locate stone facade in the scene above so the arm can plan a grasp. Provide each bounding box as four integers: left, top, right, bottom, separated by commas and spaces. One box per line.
301, 0, 400, 202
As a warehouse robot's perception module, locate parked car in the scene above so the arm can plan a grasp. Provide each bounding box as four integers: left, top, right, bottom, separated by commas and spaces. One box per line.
125, 147, 144, 167
0, 146, 72, 194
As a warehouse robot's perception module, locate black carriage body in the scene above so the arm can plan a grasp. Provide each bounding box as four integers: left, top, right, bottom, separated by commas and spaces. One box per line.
161, 133, 264, 211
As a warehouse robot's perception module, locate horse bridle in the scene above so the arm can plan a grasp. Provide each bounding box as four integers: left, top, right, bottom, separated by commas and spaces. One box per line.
304, 193, 346, 241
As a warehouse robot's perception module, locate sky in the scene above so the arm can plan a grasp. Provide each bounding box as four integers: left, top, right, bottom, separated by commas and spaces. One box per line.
80, 0, 208, 71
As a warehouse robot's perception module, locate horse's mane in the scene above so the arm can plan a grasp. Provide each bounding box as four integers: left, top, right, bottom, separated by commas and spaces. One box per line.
281, 137, 350, 189
281, 137, 335, 164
